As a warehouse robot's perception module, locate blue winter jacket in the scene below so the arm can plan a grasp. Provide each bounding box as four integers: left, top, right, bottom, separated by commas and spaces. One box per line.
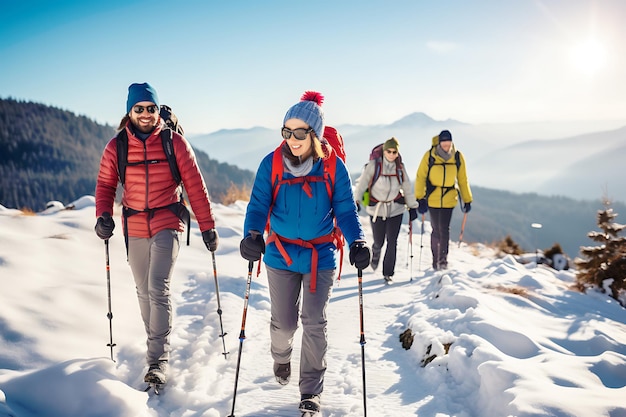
244, 151, 365, 273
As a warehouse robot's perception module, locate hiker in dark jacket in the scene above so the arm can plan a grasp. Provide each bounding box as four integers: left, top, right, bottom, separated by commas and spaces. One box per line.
414, 129, 472, 270
354, 137, 418, 283
239, 91, 371, 414
94, 82, 219, 385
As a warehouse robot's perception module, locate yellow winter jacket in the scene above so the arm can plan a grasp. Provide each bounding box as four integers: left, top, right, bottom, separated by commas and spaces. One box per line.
414, 135, 472, 209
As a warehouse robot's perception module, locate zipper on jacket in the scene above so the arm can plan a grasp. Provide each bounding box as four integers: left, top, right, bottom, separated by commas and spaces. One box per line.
143, 142, 153, 237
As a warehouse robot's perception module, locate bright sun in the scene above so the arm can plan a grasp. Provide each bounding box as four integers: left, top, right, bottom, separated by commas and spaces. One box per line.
569, 39, 608, 75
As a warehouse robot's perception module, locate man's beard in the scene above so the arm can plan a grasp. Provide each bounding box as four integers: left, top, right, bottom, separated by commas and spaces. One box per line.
133, 122, 157, 134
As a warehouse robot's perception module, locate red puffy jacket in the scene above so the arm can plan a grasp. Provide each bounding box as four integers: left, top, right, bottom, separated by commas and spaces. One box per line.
95, 122, 215, 238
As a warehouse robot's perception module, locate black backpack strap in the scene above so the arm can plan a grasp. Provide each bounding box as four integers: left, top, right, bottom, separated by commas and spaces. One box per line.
116, 129, 129, 186
159, 128, 190, 245
160, 129, 182, 184
425, 148, 436, 198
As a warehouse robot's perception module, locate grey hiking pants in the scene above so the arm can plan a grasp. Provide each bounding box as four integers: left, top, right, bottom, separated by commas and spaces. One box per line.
266, 265, 335, 396
128, 229, 180, 365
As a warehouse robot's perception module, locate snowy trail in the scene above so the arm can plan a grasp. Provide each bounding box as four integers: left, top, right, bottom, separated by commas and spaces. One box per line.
122, 218, 431, 417
131, 215, 419, 416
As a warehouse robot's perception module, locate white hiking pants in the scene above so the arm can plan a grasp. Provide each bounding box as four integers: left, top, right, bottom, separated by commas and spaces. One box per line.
266, 265, 335, 396
128, 229, 180, 365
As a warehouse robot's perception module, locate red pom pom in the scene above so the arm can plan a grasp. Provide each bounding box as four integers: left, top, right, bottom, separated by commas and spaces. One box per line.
300, 91, 324, 106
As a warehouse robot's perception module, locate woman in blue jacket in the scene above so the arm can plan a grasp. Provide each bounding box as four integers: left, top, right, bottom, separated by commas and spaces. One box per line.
239, 91, 371, 415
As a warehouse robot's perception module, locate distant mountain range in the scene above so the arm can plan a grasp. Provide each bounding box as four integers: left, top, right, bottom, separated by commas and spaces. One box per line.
472, 127, 626, 202
188, 112, 626, 203
3, 98, 625, 259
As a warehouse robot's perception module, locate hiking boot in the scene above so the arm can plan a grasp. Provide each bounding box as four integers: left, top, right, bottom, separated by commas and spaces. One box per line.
383, 276, 393, 284
273, 362, 291, 385
370, 250, 380, 271
299, 394, 321, 414
144, 361, 168, 385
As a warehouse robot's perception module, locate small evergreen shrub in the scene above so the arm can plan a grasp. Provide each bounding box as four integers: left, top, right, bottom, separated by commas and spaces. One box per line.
576, 200, 626, 306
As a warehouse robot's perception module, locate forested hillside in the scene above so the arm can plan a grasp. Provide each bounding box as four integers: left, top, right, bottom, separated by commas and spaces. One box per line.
0, 98, 254, 211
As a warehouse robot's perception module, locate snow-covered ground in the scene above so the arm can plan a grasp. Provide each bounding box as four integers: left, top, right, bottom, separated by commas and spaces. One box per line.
0, 197, 625, 417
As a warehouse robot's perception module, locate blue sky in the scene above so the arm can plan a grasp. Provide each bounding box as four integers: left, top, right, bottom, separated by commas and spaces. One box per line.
1, 0, 625, 134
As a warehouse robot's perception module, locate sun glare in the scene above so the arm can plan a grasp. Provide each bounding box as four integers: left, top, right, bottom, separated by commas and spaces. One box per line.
569, 39, 607, 75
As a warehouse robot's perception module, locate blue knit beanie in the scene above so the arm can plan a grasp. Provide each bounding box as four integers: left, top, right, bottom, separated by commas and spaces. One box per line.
283, 91, 325, 140
126, 82, 159, 114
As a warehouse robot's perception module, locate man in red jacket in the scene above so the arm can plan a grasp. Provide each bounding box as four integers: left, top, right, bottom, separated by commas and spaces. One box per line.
94, 82, 218, 386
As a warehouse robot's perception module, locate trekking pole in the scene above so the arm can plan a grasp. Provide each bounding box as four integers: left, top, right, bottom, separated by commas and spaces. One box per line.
405, 229, 410, 268
104, 239, 116, 361
408, 220, 413, 281
228, 261, 254, 417
211, 251, 229, 359
458, 212, 468, 248
357, 267, 368, 417
418, 214, 425, 273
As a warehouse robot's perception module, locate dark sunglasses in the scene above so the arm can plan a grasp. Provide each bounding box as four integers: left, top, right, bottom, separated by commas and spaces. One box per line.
281, 127, 312, 141
385, 149, 398, 154
133, 105, 159, 114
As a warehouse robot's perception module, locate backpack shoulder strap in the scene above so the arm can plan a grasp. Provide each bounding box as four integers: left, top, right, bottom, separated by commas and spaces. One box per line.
160, 128, 191, 244
455, 150, 461, 169
160, 128, 182, 184
322, 150, 337, 200
265, 144, 285, 232
425, 146, 438, 198
270, 143, 285, 192
428, 145, 436, 167
368, 156, 383, 190
116, 129, 129, 186
395, 159, 404, 184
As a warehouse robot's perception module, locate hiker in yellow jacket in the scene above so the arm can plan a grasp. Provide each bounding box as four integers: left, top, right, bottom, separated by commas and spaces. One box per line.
414, 130, 472, 270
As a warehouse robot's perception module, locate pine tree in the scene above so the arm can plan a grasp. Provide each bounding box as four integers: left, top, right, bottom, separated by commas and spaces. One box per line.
576, 200, 626, 305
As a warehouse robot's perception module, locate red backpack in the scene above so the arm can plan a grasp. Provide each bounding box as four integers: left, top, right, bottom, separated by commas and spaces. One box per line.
261, 130, 347, 292
322, 125, 346, 162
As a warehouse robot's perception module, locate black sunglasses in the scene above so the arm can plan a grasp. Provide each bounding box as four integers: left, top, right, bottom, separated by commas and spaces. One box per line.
133, 105, 159, 114
385, 149, 398, 154
281, 127, 312, 141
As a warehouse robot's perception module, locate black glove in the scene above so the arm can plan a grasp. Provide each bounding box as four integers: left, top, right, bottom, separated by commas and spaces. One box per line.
202, 228, 219, 252
462, 202, 472, 213
409, 208, 418, 222
349, 240, 371, 270
95, 212, 115, 240
240, 231, 265, 261
417, 199, 428, 214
